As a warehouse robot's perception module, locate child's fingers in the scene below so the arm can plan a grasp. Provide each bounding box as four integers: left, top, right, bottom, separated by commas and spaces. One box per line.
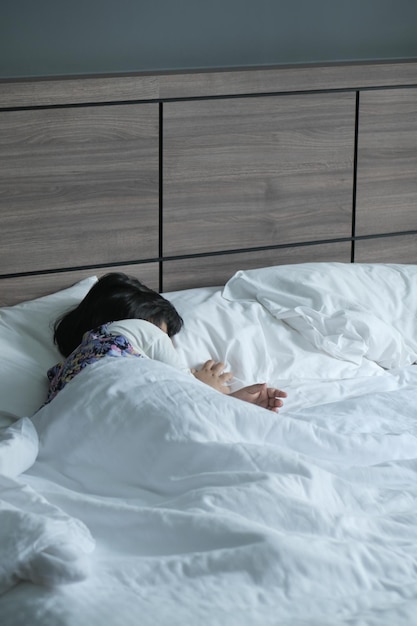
202, 360, 233, 379
201, 359, 224, 372
268, 388, 287, 399
211, 361, 226, 373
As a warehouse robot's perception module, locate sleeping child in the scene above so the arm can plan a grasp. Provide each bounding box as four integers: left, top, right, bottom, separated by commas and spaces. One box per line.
47, 272, 287, 411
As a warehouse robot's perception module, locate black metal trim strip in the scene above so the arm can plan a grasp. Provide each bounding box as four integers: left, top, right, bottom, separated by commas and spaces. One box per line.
0, 258, 161, 281
160, 230, 417, 263
158, 83, 417, 105
158, 102, 164, 292
1, 231, 416, 282
351, 91, 360, 262
0, 98, 160, 113
354, 230, 417, 241
2, 82, 417, 113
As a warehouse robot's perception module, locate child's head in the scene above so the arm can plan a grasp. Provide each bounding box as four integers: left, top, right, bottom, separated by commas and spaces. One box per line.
54, 272, 184, 357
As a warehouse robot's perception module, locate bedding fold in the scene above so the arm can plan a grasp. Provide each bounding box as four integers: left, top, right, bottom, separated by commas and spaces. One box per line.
0, 474, 95, 594
22, 354, 417, 624
223, 263, 417, 368
0, 417, 39, 477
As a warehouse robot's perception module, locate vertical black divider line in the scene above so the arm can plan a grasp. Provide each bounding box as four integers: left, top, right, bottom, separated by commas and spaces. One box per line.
351, 91, 360, 263
159, 102, 164, 292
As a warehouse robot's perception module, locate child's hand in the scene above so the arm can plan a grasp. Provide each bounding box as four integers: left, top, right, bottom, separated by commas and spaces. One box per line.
191, 360, 233, 394
231, 383, 287, 412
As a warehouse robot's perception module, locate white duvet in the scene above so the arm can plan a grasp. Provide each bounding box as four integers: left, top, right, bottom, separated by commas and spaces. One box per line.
0, 474, 94, 595
0, 355, 415, 625
2, 263, 417, 625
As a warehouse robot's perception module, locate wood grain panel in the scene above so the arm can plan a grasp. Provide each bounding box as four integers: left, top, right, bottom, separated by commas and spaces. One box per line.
162, 242, 351, 291
0, 74, 159, 109
0, 103, 159, 275
356, 88, 417, 236
0, 263, 160, 307
159, 61, 417, 101
163, 93, 355, 256
354, 235, 417, 264
1, 61, 417, 108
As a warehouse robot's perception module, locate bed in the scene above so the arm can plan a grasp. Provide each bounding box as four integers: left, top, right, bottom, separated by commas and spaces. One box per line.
1, 60, 417, 625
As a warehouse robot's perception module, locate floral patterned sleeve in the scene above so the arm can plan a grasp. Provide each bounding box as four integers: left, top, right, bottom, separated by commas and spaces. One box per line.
45, 324, 144, 405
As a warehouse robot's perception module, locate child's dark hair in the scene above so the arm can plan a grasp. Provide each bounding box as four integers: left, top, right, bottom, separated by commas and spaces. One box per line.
54, 272, 184, 357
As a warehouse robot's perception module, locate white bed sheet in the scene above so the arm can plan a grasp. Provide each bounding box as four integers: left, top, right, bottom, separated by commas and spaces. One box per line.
166, 283, 414, 412
1, 263, 417, 625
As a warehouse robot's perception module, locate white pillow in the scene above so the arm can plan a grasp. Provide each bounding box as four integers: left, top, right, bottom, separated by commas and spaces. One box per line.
167, 286, 281, 390
0, 277, 97, 417
223, 263, 417, 369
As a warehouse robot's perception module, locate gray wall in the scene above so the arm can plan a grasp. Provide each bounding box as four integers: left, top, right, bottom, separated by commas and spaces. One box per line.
2, 0, 417, 79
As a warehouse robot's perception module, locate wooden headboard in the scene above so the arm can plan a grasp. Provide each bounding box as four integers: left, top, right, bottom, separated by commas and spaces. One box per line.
1, 60, 417, 305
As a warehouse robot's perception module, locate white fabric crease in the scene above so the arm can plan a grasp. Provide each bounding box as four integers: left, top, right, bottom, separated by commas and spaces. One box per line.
0, 474, 95, 594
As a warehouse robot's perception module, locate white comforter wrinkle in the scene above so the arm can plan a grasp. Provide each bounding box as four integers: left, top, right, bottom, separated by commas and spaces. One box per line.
0, 475, 95, 594
223, 263, 417, 368
13, 354, 416, 624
